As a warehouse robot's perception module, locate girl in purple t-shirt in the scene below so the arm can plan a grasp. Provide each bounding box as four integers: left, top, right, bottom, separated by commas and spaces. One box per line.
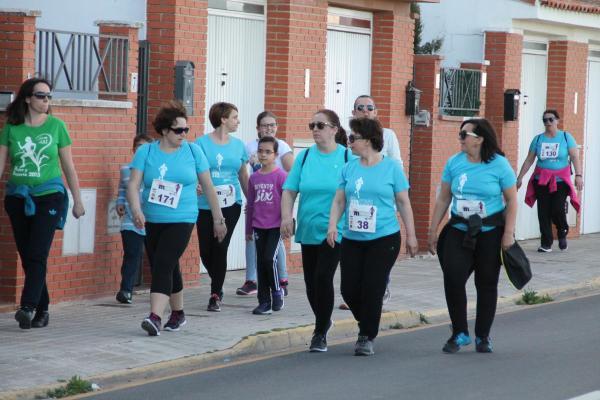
245, 136, 288, 315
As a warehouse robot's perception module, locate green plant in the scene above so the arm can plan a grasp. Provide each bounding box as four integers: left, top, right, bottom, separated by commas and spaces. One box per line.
516, 289, 553, 305
389, 322, 404, 329
411, 3, 444, 55
46, 376, 93, 398
419, 313, 430, 324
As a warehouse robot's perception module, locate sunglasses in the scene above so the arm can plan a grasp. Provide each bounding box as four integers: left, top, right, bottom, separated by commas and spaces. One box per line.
542, 117, 556, 123
348, 134, 365, 144
459, 130, 479, 140
308, 121, 334, 130
170, 127, 190, 135
32, 92, 53, 100
355, 104, 375, 112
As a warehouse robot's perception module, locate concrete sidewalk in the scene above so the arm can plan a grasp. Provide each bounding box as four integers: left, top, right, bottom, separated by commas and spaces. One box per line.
1, 233, 599, 398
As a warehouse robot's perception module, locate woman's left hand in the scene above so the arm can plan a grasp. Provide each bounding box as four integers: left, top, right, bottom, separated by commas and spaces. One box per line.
326, 228, 338, 248
575, 175, 584, 191
501, 232, 515, 251
72, 202, 85, 219
406, 235, 418, 257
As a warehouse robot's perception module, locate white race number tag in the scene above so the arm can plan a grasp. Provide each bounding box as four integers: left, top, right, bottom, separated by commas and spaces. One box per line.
456, 199, 487, 218
540, 142, 559, 160
215, 184, 236, 208
348, 201, 377, 233
148, 179, 182, 209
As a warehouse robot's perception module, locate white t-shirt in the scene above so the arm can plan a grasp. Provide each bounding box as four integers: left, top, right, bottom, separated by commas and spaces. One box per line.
382, 128, 402, 166
245, 138, 292, 172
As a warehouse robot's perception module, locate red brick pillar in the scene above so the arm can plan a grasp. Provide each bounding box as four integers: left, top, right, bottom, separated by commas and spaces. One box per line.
264, 0, 328, 144
484, 31, 523, 169
0, 9, 40, 306
371, 6, 414, 172
546, 40, 588, 233
96, 21, 141, 104
146, 0, 208, 285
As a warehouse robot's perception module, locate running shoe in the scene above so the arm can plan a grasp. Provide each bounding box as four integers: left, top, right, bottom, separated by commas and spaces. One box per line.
163, 311, 187, 332
116, 290, 132, 304
475, 336, 493, 353
558, 237, 568, 251
207, 293, 221, 312
280, 279, 289, 297
354, 335, 374, 356
141, 313, 161, 336
236, 281, 257, 296
309, 333, 327, 352
252, 302, 272, 315
537, 246, 552, 253
272, 289, 284, 311
31, 310, 49, 328
442, 332, 472, 353
15, 308, 34, 330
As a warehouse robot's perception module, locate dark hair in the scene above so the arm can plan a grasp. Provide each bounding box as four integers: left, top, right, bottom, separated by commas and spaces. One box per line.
543, 109, 560, 119
258, 135, 278, 153
133, 134, 154, 147
5, 78, 53, 125
460, 118, 505, 163
152, 100, 187, 136
349, 117, 384, 152
353, 94, 376, 109
209, 102, 238, 129
256, 110, 277, 127
315, 109, 347, 147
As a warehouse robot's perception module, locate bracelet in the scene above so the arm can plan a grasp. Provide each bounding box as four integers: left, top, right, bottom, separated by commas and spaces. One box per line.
214, 217, 226, 225
575, 174, 582, 177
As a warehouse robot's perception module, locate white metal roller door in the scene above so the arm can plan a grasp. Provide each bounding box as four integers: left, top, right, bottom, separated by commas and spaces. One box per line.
582, 58, 600, 233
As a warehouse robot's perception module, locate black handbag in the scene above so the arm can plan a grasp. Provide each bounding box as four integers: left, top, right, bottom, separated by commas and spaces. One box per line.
500, 241, 532, 290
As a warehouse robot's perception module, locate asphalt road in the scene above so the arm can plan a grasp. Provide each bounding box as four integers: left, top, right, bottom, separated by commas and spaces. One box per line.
87, 294, 600, 400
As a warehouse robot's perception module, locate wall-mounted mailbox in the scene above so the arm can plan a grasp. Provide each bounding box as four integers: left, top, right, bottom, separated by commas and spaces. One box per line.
406, 83, 421, 116
504, 89, 521, 121
175, 61, 195, 115
0, 91, 14, 111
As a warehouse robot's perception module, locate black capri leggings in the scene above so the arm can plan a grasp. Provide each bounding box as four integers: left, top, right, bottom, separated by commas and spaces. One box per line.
145, 222, 194, 296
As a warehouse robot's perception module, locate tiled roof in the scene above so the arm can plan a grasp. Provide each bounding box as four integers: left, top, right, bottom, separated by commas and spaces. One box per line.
540, 0, 600, 14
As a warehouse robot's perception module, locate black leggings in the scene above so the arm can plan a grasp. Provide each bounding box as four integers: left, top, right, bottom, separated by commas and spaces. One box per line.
534, 180, 569, 247
441, 226, 502, 338
4, 192, 64, 311
301, 241, 340, 334
340, 232, 400, 340
254, 227, 282, 303
145, 222, 194, 296
197, 203, 241, 295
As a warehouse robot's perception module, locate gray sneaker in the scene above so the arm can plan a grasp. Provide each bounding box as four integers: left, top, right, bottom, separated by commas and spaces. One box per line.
309, 333, 327, 352
354, 335, 374, 356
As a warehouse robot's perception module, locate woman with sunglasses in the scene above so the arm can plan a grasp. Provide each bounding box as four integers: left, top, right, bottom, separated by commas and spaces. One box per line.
427, 118, 517, 354
281, 109, 351, 353
128, 100, 226, 335
236, 111, 293, 297
195, 102, 249, 312
0, 78, 85, 329
516, 109, 583, 252
327, 117, 417, 356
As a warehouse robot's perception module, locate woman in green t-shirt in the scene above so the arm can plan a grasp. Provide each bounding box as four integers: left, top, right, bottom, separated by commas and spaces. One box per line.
0, 78, 85, 329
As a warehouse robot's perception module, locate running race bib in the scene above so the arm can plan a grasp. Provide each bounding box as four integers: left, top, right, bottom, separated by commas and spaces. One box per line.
456, 199, 487, 218
540, 142, 559, 160
215, 184, 236, 208
348, 200, 377, 233
148, 179, 182, 209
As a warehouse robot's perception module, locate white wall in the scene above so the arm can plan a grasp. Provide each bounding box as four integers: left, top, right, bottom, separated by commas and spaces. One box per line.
418, 0, 535, 67
0, 0, 146, 39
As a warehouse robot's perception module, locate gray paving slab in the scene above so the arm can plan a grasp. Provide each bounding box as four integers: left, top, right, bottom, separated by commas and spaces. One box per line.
1, 233, 599, 394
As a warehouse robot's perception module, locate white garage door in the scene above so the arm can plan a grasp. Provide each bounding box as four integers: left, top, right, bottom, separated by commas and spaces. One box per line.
582, 55, 600, 233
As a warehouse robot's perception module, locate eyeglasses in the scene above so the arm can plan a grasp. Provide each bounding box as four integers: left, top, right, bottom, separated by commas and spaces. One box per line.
355, 104, 375, 112
170, 127, 190, 135
257, 149, 274, 155
458, 130, 479, 140
259, 123, 277, 129
542, 117, 556, 124
348, 134, 365, 144
308, 121, 334, 130
32, 92, 52, 100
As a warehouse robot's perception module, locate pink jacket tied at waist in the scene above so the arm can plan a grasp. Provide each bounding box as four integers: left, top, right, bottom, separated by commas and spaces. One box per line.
525, 165, 580, 212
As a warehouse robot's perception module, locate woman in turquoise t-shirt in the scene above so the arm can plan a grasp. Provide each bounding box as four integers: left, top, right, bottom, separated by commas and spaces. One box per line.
128, 100, 226, 336
281, 109, 350, 353
195, 102, 249, 312
427, 118, 517, 354
0, 78, 85, 330
327, 118, 418, 356
516, 109, 584, 252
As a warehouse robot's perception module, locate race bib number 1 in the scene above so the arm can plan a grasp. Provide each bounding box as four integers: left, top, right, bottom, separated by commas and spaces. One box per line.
148, 179, 182, 209
215, 184, 236, 208
348, 201, 377, 233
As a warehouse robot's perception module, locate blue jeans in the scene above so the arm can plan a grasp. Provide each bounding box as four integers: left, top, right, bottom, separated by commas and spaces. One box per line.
245, 238, 287, 282
120, 230, 145, 292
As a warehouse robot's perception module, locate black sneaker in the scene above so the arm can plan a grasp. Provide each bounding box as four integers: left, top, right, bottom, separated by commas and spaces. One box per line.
279, 280, 289, 297
475, 336, 493, 353
442, 332, 472, 353
558, 237, 568, 251
164, 311, 187, 332
207, 294, 221, 312
537, 245, 552, 253
31, 310, 49, 328
116, 290, 132, 304
309, 333, 327, 352
272, 289, 284, 311
236, 281, 257, 296
354, 335, 374, 356
252, 302, 272, 315
141, 313, 161, 336
15, 308, 34, 329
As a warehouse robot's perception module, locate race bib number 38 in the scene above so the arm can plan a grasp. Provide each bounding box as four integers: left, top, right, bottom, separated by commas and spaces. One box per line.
148, 179, 182, 209
348, 201, 377, 233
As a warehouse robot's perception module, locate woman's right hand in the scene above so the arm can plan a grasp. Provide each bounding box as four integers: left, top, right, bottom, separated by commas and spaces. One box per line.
427, 231, 438, 255
326, 228, 337, 248
213, 223, 227, 243
516, 177, 523, 190
280, 217, 294, 239
132, 210, 145, 229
